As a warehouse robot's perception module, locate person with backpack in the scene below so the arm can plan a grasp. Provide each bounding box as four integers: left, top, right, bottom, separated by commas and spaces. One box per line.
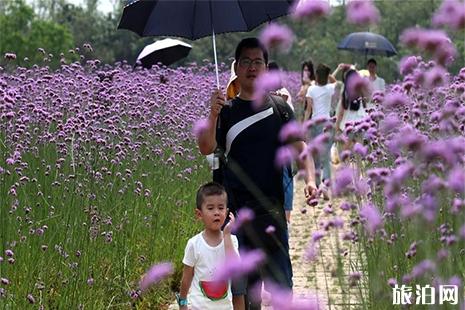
335, 68, 369, 140
197, 37, 317, 310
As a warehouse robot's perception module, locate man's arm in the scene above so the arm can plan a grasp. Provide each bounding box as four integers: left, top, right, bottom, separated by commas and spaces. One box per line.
179, 265, 194, 309
291, 140, 317, 199
197, 89, 225, 155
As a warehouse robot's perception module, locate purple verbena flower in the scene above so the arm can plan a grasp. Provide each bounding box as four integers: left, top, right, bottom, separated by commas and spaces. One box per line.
359, 203, 383, 235
432, 0, 465, 30
214, 249, 266, 282
346, 0, 380, 25
279, 120, 305, 143
275, 145, 298, 168
232, 208, 255, 232
399, 55, 419, 76
192, 118, 210, 138
291, 0, 331, 22
253, 71, 282, 107
259, 23, 294, 52
139, 262, 174, 292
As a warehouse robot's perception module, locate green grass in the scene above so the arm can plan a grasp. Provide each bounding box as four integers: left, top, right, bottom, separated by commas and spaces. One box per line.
0, 133, 209, 309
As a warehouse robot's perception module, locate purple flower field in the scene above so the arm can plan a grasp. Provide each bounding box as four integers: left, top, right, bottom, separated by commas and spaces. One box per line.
1, 0, 465, 308
0, 56, 243, 308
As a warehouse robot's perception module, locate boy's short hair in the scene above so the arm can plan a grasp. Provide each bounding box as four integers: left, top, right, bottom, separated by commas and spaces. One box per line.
367, 58, 377, 66
234, 37, 269, 64
196, 182, 227, 210
315, 63, 331, 85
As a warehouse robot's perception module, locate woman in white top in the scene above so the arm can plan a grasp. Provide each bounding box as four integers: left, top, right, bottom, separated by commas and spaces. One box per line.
296, 60, 315, 121
304, 63, 337, 193
335, 68, 368, 133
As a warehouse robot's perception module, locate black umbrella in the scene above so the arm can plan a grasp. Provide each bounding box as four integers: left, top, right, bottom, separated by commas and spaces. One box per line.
337, 32, 398, 59
136, 38, 192, 68
118, 0, 294, 87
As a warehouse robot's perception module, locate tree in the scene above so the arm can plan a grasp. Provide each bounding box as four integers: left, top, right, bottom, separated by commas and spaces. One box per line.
0, 0, 75, 67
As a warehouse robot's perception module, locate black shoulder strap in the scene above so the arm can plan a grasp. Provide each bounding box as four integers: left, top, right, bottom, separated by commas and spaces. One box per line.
268, 94, 290, 123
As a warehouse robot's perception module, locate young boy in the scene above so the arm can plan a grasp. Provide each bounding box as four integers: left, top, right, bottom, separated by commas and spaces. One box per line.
177, 182, 242, 310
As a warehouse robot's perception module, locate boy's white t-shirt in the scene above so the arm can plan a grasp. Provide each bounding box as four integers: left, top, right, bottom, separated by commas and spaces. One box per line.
306, 83, 336, 119
183, 232, 239, 310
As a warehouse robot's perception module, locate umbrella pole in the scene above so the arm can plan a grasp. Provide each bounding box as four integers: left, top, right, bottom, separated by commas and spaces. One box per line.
212, 28, 220, 89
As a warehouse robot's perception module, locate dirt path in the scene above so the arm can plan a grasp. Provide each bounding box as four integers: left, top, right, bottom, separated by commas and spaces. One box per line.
285, 180, 365, 309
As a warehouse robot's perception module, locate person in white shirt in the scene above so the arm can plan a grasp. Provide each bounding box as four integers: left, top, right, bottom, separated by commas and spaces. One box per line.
178, 182, 242, 310
335, 68, 369, 136
366, 58, 385, 98
305, 63, 338, 198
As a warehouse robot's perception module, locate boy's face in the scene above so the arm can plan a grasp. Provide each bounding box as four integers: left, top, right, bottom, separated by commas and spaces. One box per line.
196, 194, 227, 231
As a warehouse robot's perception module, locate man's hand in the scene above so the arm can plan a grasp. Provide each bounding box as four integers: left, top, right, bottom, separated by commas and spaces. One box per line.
210, 89, 226, 119
223, 212, 235, 235
304, 182, 318, 201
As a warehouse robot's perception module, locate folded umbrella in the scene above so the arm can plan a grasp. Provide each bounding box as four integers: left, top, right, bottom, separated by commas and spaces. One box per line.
136, 38, 192, 68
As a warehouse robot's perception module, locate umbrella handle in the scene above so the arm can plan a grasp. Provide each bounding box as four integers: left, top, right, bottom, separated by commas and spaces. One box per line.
212, 28, 220, 89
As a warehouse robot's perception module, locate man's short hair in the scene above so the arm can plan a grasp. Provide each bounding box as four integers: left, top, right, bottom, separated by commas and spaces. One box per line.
268, 61, 279, 71
235, 37, 269, 64
367, 58, 377, 66
196, 182, 227, 210
315, 63, 331, 85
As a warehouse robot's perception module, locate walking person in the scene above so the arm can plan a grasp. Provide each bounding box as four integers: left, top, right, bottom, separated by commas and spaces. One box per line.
335, 68, 369, 147
197, 38, 317, 309
296, 60, 315, 121
364, 58, 385, 107
304, 63, 339, 198
366, 58, 385, 94
178, 182, 242, 310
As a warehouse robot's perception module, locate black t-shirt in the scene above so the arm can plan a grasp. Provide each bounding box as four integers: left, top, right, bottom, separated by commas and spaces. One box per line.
216, 96, 295, 215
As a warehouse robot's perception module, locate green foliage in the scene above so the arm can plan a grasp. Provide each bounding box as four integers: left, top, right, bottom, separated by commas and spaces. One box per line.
0, 0, 464, 81
0, 0, 75, 67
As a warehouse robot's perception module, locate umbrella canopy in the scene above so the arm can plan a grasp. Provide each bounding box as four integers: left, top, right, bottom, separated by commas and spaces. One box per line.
337, 32, 398, 57
118, 0, 294, 87
137, 38, 192, 68
118, 0, 293, 40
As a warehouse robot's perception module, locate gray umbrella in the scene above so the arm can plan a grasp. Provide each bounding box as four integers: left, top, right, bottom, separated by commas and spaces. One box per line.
337, 32, 398, 60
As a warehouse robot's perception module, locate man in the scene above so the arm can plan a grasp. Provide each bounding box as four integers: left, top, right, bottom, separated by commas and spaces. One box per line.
197, 37, 317, 309
366, 58, 386, 95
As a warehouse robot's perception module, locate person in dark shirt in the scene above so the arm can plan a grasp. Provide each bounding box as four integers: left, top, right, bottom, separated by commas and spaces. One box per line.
197, 38, 317, 310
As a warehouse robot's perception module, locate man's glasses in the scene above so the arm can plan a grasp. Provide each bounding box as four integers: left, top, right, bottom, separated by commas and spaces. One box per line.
238, 58, 265, 68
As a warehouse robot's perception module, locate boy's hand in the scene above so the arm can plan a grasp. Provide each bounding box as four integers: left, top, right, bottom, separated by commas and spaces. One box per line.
223, 212, 235, 235
179, 306, 188, 310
